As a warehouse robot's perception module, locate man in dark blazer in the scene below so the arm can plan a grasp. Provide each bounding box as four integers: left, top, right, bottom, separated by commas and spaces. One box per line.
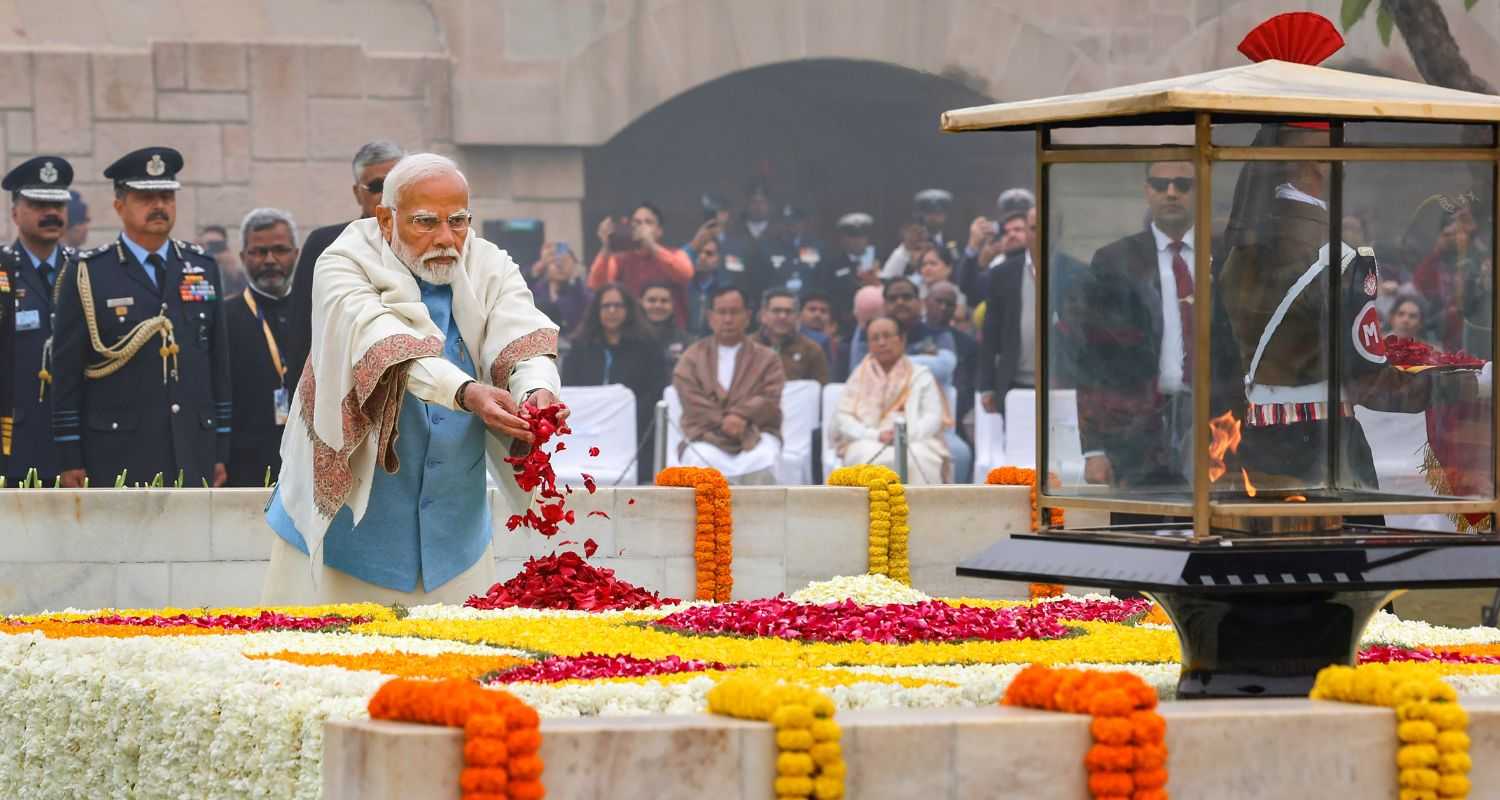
284, 139, 403, 394
1, 156, 78, 484
52, 147, 231, 488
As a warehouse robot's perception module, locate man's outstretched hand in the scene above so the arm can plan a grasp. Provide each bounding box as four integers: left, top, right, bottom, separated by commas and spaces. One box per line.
521, 389, 570, 424
463, 383, 534, 443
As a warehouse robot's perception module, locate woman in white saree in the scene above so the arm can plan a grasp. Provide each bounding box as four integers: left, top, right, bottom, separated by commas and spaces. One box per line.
833, 316, 952, 484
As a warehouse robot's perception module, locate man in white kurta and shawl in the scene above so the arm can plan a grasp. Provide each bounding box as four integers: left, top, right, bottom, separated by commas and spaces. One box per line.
261, 154, 563, 604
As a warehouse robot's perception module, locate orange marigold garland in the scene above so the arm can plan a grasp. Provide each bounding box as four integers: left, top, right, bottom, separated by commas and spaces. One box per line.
369, 678, 545, 800
656, 466, 734, 602
249, 651, 532, 682
1003, 664, 1168, 800
988, 467, 1066, 600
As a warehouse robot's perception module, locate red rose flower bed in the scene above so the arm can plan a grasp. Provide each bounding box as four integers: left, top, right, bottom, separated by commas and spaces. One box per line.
1360, 644, 1500, 666
653, 597, 1148, 645
486, 653, 729, 684
77, 611, 368, 632
465, 551, 681, 612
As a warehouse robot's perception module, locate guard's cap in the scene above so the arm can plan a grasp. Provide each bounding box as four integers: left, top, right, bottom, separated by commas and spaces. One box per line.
2, 156, 74, 202
996, 187, 1036, 222
781, 203, 807, 221
700, 192, 729, 214
836, 212, 874, 234
67, 190, 89, 223
913, 188, 952, 213
103, 146, 183, 191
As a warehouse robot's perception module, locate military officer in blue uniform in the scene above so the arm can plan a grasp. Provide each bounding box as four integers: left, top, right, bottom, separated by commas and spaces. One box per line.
1, 156, 78, 485
52, 147, 231, 488
0, 244, 13, 473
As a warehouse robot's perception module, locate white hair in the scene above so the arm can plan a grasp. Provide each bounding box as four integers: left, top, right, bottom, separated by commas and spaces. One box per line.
380, 153, 469, 211
239, 207, 299, 248
352, 139, 404, 180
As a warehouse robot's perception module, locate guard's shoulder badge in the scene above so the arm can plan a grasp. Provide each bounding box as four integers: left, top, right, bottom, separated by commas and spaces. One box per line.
60, 244, 77, 260
79, 244, 112, 262
1357, 246, 1376, 258
176, 239, 207, 256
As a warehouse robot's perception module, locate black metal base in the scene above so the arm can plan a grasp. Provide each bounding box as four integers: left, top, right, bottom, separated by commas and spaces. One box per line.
958, 529, 1500, 699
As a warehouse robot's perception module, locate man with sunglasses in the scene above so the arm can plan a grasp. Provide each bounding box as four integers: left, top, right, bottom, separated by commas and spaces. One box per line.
284, 139, 404, 396
1070, 162, 1201, 494
263, 153, 563, 605
223, 208, 300, 487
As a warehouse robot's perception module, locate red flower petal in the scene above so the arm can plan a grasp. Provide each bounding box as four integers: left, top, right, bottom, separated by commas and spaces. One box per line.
588, 447, 600, 457
584, 538, 599, 558
587, 510, 610, 519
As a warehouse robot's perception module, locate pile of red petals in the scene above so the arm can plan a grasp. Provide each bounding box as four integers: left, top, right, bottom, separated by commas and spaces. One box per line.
486, 653, 728, 684
1034, 596, 1154, 624
652, 598, 1110, 644
1360, 644, 1500, 665
75, 611, 367, 632
465, 551, 680, 611
1384, 335, 1486, 369
503, 402, 574, 536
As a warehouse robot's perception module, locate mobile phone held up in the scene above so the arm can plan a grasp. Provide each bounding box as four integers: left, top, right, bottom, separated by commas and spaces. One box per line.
606, 216, 635, 251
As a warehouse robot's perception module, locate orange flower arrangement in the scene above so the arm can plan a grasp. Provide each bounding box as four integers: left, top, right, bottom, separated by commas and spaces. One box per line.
1003, 664, 1168, 800
368, 678, 545, 800
988, 467, 1066, 600
0, 621, 252, 640
248, 651, 532, 682
656, 466, 733, 602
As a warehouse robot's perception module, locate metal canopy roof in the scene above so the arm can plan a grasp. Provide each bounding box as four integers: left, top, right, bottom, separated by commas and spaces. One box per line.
941, 60, 1500, 132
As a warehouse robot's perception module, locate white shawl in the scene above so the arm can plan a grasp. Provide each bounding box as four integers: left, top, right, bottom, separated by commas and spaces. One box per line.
276, 218, 559, 569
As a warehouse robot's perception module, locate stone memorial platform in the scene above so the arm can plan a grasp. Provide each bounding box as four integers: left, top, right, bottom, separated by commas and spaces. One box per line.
0, 486, 1103, 612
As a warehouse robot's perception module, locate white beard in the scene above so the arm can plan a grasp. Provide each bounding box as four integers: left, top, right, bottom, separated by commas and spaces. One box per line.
390, 235, 461, 285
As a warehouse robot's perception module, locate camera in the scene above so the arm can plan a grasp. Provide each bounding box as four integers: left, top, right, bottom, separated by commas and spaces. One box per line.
606, 216, 635, 251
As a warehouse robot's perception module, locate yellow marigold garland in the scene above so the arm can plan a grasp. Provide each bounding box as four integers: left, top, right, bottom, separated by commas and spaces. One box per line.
708, 676, 846, 800
988, 467, 1065, 600
368, 678, 545, 800
1311, 664, 1472, 800
1003, 664, 1168, 800
827, 464, 910, 585
656, 466, 734, 602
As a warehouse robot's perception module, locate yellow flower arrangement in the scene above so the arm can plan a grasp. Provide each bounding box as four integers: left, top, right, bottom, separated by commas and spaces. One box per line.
247, 650, 533, 682
828, 464, 910, 585
709, 676, 846, 800
657, 466, 734, 601
1312, 664, 1471, 799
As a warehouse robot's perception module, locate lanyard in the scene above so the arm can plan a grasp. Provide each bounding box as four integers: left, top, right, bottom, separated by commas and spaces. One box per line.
242, 292, 286, 386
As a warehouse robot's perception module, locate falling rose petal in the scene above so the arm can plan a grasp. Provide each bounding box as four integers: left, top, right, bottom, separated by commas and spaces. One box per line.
628, 498, 636, 505
584, 538, 599, 557
587, 511, 610, 519
589, 447, 600, 457
554, 441, 567, 452
582, 474, 597, 494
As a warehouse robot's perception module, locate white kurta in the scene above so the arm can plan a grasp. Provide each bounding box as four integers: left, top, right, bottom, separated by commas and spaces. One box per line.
834, 363, 951, 484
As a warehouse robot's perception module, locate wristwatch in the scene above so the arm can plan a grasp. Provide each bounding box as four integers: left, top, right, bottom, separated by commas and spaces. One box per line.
454, 380, 476, 412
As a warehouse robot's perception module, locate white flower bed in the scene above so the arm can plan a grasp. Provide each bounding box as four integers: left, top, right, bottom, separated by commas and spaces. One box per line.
789, 574, 933, 605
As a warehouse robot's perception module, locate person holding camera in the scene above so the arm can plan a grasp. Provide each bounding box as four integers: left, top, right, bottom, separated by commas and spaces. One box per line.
528, 240, 591, 336
587, 202, 693, 328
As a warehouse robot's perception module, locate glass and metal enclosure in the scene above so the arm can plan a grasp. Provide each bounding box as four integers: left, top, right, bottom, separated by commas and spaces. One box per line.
945, 75, 1500, 541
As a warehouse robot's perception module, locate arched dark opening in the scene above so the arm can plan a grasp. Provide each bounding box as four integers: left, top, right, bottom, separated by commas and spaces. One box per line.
583, 59, 1031, 261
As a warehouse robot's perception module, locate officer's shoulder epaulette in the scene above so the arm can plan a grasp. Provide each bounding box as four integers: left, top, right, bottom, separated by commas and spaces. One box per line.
60, 244, 77, 260
175, 239, 207, 257
78, 244, 113, 262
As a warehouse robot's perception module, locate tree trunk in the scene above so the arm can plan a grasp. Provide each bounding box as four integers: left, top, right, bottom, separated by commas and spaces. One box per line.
1382, 0, 1495, 94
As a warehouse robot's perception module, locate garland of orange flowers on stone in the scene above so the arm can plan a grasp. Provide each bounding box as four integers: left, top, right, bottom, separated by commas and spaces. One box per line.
1003, 664, 1168, 800
988, 467, 1066, 600
656, 466, 733, 602
368, 678, 544, 800
828, 464, 911, 585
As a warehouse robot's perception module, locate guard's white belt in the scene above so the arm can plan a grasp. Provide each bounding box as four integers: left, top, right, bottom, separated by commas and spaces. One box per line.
1245, 381, 1329, 405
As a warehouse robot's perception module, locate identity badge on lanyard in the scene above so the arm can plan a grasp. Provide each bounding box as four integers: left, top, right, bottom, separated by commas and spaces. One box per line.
243, 293, 290, 426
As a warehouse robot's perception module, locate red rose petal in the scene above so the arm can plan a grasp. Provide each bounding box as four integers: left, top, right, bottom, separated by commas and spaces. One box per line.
587, 510, 610, 519
464, 552, 678, 611
584, 538, 599, 557
588, 447, 600, 457
582, 474, 596, 494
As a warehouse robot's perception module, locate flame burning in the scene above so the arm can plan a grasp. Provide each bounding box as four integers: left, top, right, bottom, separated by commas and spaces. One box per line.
1207, 411, 1242, 483
1285, 495, 1306, 503
1241, 468, 1257, 497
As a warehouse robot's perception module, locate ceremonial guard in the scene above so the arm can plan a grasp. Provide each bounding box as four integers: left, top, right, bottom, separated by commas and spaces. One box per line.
0, 240, 12, 473
51, 147, 231, 488
1, 156, 77, 485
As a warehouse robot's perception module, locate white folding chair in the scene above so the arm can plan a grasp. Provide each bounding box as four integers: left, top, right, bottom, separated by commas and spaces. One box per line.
820, 382, 844, 476
1003, 388, 1083, 483
973, 390, 1006, 481
1003, 388, 1037, 469
662, 385, 684, 467
550, 384, 638, 486
776, 380, 822, 484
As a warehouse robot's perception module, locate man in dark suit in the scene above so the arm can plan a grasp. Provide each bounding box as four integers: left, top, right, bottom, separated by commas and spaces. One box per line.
284, 139, 403, 394
224, 208, 300, 487
1, 156, 78, 484
720, 181, 779, 313
52, 147, 231, 488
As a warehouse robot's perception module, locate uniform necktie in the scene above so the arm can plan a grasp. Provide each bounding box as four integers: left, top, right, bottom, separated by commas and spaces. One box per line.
38, 261, 52, 289
144, 252, 163, 288
1169, 240, 1193, 375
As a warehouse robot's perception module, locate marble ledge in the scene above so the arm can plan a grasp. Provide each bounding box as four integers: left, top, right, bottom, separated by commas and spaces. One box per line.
324, 698, 1500, 800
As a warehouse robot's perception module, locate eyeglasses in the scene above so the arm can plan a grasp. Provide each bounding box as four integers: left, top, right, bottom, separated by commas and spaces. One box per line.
1146, 177, 1194, 193
363, 178, 384, 195
405, 210, 473, 235
244, 245, 296, 259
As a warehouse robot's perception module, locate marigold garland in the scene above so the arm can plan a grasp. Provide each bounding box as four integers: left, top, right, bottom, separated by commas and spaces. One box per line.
1311, 664, 1471, 799
1003, 664, 1169, 800
656, 466, 734, 602
988, 467, 1066, 600
249, 651, 532, 682
708, 676, 846, 800
369, 678, 545, 800
828, 464, 911, 585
